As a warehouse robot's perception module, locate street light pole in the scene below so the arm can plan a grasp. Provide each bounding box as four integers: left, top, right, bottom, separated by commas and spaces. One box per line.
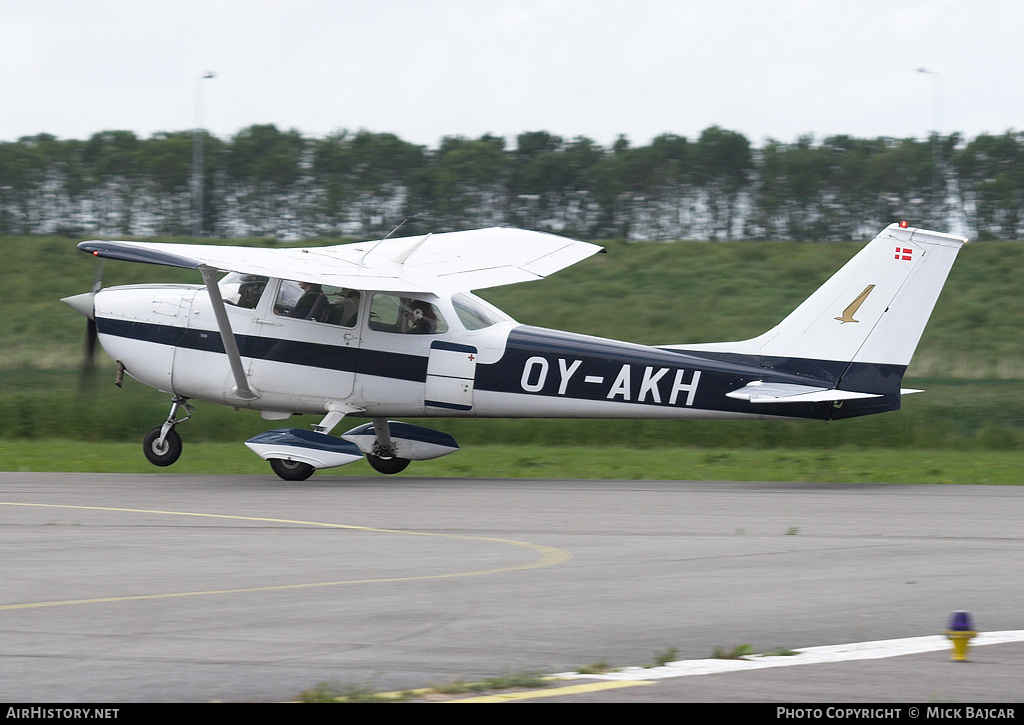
193, 71, 216, 237
916, 68, 943, 214
916, 67, 943, 134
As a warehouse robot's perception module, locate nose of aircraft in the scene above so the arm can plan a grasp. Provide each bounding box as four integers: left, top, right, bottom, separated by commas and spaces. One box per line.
61, 291, 100, 369
61, 291, 96, 320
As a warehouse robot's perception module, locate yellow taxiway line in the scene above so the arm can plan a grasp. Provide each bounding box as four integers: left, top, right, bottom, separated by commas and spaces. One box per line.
0, 501, 572, 611
445, 680, 655, 702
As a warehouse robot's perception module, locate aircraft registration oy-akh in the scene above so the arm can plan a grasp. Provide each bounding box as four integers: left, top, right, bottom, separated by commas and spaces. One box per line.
62, 222, 965, 480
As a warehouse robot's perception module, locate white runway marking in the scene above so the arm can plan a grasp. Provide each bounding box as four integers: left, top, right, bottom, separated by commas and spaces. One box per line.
557, 631, 1024, 681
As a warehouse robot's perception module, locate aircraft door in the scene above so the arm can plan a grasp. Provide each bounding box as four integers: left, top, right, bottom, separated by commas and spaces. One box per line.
247, 280, 362, 406
425, 341, 477, 411
357, 293, 473, 413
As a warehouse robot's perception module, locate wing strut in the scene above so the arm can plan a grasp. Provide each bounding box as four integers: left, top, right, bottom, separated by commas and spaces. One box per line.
199, 266, 259, 401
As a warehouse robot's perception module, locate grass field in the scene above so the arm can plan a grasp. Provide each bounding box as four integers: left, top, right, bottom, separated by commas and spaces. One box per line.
3, 440, 1023, 485
2, 233, 1022, 481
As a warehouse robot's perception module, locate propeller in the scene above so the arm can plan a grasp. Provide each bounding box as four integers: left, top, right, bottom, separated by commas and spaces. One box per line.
61, 259, 105, 373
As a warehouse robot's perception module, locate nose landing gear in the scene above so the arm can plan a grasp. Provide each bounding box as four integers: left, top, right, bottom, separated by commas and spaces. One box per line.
143, 396, 193, 467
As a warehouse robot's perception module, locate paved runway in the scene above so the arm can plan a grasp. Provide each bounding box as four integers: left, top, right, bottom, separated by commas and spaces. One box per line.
1, 473, 1022, 702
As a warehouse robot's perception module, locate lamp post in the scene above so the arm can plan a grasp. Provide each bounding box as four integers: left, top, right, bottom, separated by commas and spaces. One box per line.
916, 68, 943, 214
193, 71, 216, 237
916, 67, 943, 134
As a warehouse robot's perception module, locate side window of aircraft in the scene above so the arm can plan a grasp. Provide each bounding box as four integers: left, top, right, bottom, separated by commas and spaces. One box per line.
218, 273, 269, 310
368, 294, 448, 335
273, 280, 360, 327
452, 293, 504, 330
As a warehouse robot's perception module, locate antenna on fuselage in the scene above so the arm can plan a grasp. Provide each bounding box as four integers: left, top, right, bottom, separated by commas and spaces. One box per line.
359, 219, 407, 265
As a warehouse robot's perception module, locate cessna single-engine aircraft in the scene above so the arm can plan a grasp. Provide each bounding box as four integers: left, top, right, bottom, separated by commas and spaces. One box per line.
62, 222, 965, 480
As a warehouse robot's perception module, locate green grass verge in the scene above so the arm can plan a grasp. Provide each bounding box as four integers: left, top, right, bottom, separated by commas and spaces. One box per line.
3, 440, 1023, 484
3, 369, 1023, 451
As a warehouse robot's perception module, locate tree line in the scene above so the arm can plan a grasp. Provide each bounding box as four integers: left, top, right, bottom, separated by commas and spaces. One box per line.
1, 125, 1022, 241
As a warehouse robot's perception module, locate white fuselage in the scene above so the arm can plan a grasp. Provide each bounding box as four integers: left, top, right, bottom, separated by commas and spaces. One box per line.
93, 279, 767, 423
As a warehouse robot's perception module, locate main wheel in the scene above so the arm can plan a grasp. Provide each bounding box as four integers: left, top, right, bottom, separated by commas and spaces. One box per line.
143, 427, 182, 467
366, 454, 410, 475
269, 458, 315, 481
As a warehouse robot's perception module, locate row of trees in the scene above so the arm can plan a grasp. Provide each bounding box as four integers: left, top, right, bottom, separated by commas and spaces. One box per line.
1, 125, 1022, 240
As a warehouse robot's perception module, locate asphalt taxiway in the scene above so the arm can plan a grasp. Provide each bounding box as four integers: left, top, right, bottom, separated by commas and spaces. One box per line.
1, 473, 1021, 702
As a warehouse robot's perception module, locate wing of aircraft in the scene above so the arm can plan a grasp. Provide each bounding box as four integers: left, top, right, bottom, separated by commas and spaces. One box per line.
78, 228, 605, 293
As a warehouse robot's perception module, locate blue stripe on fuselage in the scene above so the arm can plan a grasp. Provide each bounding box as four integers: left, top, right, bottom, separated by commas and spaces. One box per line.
474, 327, 902, 419
96, 317, 425, 382
96, 319, 902, 419
475, 326, 805, 413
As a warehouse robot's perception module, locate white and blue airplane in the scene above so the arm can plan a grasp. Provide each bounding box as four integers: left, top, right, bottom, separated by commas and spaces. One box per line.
62, 222, 965, 480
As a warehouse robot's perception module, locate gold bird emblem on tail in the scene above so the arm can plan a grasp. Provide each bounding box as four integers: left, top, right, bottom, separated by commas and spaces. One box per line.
834, 284, 876, 323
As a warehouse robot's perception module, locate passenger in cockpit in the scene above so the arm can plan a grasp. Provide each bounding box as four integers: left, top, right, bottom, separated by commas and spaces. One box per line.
408, 300, 438, 334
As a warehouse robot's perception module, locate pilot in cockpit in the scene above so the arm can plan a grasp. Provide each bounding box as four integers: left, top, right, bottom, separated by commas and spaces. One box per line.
290, 281, 326, 320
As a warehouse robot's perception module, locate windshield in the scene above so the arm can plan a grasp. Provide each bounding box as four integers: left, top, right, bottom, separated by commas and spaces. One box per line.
218, 272, 268, 309
452, 293, 508, 330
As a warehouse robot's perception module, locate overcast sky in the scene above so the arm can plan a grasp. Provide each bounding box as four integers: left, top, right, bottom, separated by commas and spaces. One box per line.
1, 0, 1019, 149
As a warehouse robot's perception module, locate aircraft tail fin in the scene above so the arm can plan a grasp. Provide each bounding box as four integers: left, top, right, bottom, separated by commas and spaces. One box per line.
666, 224, 966, 390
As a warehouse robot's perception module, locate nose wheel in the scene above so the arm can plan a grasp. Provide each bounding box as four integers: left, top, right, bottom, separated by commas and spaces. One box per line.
143, 427, 182, 466
143, 395, 192, 467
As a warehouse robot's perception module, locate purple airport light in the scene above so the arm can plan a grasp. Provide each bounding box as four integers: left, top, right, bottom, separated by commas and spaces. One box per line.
947, 611, 975, 632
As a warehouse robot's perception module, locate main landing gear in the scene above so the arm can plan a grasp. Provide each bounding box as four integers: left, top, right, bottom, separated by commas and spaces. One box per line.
268, 458, 316, 481
143, 396, 193, 467
365, 418, 410, 475
248, 416, 416, 480
143, 400, 442, 480
365, 453, 410, 475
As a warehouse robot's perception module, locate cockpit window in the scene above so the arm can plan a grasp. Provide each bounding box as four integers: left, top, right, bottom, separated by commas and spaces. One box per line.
219, 272, 268, 309
368, 294, 448, 335
274, 280, 360, 327
452, 293, 504, 330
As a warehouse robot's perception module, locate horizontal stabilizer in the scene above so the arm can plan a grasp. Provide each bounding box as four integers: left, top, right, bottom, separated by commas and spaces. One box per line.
726, 381, 882, 404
